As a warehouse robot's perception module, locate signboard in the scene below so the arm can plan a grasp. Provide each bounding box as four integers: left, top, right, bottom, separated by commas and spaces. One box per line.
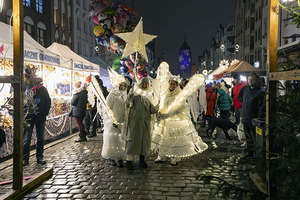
24, 50, 60, 65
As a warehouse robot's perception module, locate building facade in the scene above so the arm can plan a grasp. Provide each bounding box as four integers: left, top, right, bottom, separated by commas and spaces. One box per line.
52, 0, 73, 49
72, 0, 95, 58
0, 0, 52, 47
207, 24, 236, 71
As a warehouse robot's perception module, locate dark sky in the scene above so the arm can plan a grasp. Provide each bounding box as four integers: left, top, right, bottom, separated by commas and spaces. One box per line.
134, 0, 235, 68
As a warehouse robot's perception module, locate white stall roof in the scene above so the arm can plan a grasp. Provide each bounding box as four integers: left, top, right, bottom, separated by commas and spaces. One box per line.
47, 42, 99, 72
0, 22, 60, 66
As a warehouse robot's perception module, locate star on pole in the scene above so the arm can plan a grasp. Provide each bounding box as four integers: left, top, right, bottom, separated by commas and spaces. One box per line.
115, 18, 157, 63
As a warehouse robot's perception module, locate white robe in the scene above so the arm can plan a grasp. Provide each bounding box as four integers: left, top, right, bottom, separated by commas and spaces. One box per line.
101, 88, 127, 161
152, 89, 208, 158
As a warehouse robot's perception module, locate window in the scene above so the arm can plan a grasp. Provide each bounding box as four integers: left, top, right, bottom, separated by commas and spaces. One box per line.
24, 16, 34, 36
77, 18, 81, 31
36, 0, 43, 14
61, 0, 65, 14
54, 0, 58, 9
24, 23, 32, 35
82, 0, 86, 10
37, 22, 46, 46
67, 1, 71, 17
37, 28, 45, 46
84, 23, 87, 33
23, 0, 31, 7
78, 41, 81, 54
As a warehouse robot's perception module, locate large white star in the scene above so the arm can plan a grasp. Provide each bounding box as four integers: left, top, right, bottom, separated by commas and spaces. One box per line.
115, 18, 157, 63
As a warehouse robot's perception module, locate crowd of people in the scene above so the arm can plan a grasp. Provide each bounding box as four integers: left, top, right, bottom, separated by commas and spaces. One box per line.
22, 63, 265, 168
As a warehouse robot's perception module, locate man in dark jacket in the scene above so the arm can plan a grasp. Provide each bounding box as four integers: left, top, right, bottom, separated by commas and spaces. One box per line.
239, 73, 265, 157
71, 81, 88, 142
23, 79, 51, 166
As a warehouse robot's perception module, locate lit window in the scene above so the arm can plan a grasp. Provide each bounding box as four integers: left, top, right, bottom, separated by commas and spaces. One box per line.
36, 0, 43, 14
23, 0, 31, 7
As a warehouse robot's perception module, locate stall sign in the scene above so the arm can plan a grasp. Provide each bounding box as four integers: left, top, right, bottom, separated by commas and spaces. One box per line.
74, 63, 94, 70
24, 50, 60, 65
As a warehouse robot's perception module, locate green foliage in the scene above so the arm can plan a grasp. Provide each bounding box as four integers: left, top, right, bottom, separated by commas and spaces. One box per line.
280, 1, 300, 27
269, 80, 300, 200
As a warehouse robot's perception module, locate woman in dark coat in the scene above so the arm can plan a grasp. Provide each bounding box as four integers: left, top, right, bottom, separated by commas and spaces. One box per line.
70, 81, 88, 142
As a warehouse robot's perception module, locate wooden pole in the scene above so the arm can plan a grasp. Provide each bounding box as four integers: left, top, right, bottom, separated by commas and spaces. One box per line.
12, 0, 24, 190
266, 0, 279, 198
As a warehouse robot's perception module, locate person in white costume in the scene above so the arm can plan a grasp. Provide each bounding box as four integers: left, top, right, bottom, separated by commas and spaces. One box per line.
89, 69, 128, 167
152, 63, 208, 166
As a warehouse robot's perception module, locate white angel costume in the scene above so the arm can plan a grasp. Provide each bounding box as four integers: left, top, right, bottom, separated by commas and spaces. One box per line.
151, 62, 208, 163
101, 69, 129, 161
87, 70, 128, 162
101, 87, 127, 161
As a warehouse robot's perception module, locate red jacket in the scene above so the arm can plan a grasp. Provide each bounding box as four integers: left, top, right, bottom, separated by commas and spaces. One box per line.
232, 82, 246, 109
205, 86, 217, 116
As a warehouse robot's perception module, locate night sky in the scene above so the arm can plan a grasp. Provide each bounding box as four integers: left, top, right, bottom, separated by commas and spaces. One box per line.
134, 0, 235, 68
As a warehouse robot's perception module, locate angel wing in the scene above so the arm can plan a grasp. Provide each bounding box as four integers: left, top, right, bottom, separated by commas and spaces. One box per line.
166, 74, 205, 115
151, 62, 170, 112
108, 67, 126, 88
89, 75, 119, 125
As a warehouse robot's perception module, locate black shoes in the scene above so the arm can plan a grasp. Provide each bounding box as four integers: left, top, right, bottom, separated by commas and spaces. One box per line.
23, 160, 29, 166
75, 137, 87, 142
37, 159, 46, 165
139, 155, 148, 168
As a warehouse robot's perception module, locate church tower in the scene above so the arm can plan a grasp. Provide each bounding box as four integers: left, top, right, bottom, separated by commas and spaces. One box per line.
178, 38, 192, 78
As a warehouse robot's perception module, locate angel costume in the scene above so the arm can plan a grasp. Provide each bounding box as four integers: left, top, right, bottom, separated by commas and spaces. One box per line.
124, 78, 159, 168
101, 86, 128, 162
87, 70, 128, 164
152, 62, 208, 164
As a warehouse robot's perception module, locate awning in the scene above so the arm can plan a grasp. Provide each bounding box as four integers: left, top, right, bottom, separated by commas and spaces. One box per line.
225, 61, 260, 74
213, 61, 241, 80
47, 42, 99, 72
0, 22, 60, 66
213, 61, 260, 80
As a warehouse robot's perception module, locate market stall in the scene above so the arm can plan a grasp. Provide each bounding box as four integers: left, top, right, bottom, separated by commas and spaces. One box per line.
47, 42, 99, 89
0, 22, 72, 159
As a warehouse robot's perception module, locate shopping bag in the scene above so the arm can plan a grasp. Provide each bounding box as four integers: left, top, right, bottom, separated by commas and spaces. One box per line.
237, 122, 246, 142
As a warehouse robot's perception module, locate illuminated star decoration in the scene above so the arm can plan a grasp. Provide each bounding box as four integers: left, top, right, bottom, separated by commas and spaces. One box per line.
115, 18, 157, 63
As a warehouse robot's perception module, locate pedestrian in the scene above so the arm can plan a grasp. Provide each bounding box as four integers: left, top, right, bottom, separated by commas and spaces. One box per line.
152, 75, 208, 166
124, 77, 159, 169
70, 81, 88, 142
101, 79, 129, 167
23, 78, 51, 166
205, 83, 217, 118
85, 76, 98, 138
216, 82, 232, 120
232, 74, 246, 125
239, 72, 265, 158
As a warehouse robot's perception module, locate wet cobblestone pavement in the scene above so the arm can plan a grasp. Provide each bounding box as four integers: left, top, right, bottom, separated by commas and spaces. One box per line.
0, 127, 258, 200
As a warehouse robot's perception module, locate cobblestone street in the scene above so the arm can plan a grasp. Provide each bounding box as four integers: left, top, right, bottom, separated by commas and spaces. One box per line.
0, 128, 257, 200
